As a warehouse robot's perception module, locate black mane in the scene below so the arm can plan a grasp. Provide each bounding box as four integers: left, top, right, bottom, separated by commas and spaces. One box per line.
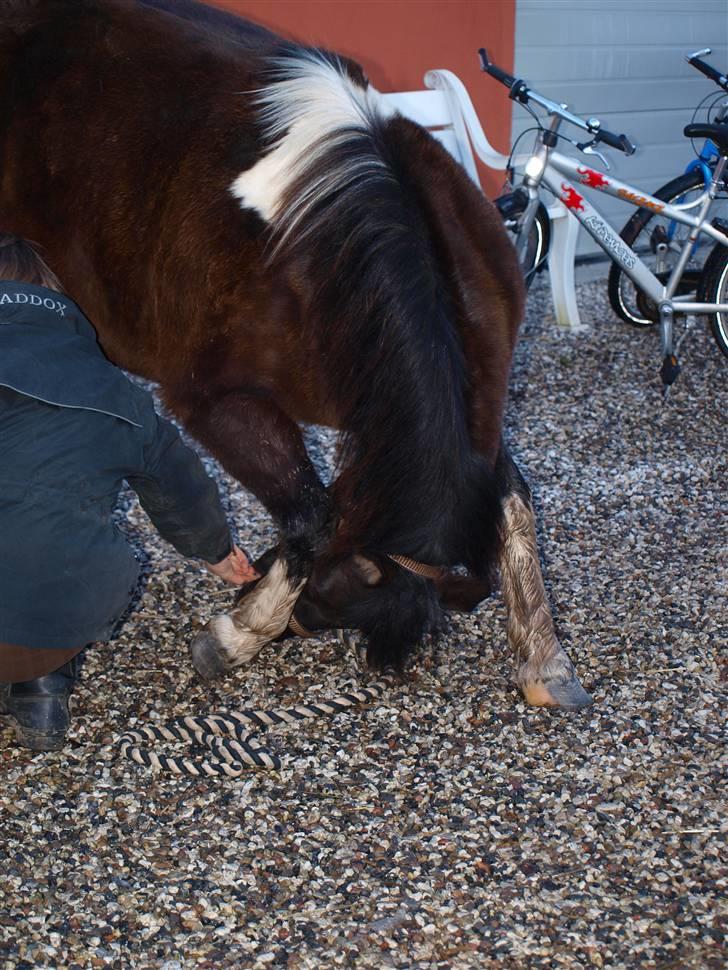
265, 56, 503, 575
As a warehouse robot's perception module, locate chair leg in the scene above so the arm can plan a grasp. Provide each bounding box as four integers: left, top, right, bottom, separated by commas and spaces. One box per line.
547, 206, 583, 331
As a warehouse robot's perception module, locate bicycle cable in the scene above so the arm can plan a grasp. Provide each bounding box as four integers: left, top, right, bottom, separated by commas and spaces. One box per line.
505, 125, 540, 181
523, 253, 549, 284
506, 122, 590, 183
706, 91, 728, 123
506, 120, 597, 284
507, 101, 620, 284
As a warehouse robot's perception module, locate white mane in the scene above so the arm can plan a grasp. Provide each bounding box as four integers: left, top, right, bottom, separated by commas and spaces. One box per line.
230, 51, 396, 236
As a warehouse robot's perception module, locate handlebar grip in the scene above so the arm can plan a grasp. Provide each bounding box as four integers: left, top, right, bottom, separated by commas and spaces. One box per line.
595, 128, 636, 155
478, 48, 516, 89
687, 54, 728, 91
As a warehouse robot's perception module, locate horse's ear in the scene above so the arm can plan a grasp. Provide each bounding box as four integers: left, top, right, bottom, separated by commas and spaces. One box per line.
351, 554, 384, 586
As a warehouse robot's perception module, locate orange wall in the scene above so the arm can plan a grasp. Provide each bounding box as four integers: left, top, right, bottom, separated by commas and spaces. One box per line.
205, 0, 515, 197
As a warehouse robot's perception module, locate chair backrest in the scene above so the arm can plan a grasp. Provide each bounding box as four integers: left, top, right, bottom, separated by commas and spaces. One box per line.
381, 88, 482, 185
382, 69, 510, 191
384, 71, 582, 331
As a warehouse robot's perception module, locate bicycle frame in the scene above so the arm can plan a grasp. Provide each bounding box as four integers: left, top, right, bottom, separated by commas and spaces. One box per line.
686, 140, 719, 185
481, 43, 728, 380
685, 99, 727, 185
534, 150, 728, 316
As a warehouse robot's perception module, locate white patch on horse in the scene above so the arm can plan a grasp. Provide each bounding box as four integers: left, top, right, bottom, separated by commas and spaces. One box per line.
208, 558, 304, 667
230, 51, 396, 231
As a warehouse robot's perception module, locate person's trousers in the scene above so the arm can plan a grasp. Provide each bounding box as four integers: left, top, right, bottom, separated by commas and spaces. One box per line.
0, 642, 86, 683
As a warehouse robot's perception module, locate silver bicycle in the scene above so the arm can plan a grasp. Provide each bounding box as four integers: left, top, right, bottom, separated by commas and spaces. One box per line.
483, 48, 728, 390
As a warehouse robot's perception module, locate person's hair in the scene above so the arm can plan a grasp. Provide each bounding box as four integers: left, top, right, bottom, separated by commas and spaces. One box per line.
0, 233, 64, 292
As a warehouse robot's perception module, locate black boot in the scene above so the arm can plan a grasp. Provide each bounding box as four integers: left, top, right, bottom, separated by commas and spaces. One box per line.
0, 657, 80, 751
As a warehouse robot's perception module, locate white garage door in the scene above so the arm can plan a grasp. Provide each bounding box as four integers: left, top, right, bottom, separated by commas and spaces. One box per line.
511, 0, 728, 259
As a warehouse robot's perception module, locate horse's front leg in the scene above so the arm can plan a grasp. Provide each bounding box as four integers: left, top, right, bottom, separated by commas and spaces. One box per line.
497, 447, 593, 710
174, 388, 333, 680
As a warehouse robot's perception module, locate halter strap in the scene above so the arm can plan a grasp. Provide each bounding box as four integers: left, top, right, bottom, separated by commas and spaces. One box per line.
386, 554, 445, 581
288, 612, 315, 638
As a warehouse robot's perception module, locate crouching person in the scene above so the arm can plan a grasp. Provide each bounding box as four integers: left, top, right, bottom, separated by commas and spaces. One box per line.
0, 234, 257, 750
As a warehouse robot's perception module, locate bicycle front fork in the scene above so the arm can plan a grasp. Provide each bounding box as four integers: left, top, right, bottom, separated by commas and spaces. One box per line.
658, 302, 680, 391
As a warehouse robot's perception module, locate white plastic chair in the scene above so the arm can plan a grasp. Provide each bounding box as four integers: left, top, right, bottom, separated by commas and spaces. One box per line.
382, 70, 582, 330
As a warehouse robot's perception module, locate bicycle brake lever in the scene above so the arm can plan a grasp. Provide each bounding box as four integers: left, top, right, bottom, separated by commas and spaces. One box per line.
576, 140, 610, 170
583, 145, 610, 170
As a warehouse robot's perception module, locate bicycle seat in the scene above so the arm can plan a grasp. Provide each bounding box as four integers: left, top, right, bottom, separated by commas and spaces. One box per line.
684, 123, 728, 154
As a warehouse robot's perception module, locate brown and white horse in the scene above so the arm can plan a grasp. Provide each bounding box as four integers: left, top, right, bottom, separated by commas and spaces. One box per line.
0, 0, 591, 708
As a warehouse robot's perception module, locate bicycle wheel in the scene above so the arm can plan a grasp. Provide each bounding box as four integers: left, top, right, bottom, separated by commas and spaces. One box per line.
697, 242, 728, 358
607, 170, 727, 327
496, 191, 551, 291
520, 203, 551, 290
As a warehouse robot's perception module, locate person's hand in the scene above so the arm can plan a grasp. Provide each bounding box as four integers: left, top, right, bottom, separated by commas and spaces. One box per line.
204, 544, 259, 585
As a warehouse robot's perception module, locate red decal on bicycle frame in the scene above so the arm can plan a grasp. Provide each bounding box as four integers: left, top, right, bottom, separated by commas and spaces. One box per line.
577, 166, 610, 189
560, 184, 585, 212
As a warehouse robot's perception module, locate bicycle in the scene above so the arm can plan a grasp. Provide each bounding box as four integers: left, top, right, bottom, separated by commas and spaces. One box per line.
608, 49, 728, 343
481, 48, 728, 389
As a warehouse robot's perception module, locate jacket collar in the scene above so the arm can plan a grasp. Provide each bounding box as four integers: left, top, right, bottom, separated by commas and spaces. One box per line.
0, 281, 143, 428
0, 282, 97, 341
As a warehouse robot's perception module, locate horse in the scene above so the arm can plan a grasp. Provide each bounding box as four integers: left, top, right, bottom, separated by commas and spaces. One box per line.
0, 0, 592, 709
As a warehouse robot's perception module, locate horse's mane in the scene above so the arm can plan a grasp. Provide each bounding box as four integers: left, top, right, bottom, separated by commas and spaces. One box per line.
233, 48, 505, 573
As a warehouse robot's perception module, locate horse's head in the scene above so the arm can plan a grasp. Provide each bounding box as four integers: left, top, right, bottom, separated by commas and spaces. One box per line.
294, 552, 442, 668
239, 547, 493, 668
235, 548, 439, 667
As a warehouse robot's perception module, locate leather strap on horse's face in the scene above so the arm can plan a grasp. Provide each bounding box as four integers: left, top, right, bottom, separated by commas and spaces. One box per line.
287, 553, 446, 638
288, 612, 314, 639
386, 554, 445, 581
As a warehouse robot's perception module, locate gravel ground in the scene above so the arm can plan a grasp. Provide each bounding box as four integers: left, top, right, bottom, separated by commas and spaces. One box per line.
1, 279, 726, 969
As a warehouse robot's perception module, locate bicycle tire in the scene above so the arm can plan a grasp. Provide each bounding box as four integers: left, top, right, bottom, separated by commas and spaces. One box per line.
496, 192, 551, 291
521, 203, 551, 291
696, 241, 728, 358
607, 170, 713, 328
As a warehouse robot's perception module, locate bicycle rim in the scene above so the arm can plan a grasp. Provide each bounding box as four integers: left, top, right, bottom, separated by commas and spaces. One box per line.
698, 244, 728, 358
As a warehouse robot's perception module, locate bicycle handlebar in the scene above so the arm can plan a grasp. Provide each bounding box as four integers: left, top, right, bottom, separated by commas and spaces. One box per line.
477, 51, 517, 90
593, 128, 635, 154
478, 48, 636, 155
686, 48, 728, 92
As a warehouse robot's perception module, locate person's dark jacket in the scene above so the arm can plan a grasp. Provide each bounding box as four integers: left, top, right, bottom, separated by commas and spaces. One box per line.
0, 282, 232, 649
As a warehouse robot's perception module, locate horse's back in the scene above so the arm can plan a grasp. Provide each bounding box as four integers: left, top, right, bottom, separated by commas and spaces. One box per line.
0, 0, 522, 438
136, 0, 280, 48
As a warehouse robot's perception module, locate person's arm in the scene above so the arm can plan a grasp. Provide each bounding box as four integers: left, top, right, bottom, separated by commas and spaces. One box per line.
125, 411, 257, 583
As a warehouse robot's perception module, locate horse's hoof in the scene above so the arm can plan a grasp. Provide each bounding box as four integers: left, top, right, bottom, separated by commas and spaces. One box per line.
522, 674, 593, 711
189, 629, 231, 682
